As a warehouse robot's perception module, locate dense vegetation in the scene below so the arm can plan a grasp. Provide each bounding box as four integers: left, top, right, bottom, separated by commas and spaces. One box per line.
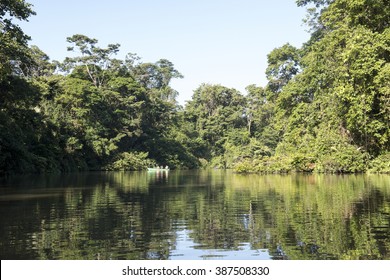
1, 0, 389, 175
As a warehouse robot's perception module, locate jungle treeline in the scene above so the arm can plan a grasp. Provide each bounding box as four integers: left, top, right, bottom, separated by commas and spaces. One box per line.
1, 0, 389, 175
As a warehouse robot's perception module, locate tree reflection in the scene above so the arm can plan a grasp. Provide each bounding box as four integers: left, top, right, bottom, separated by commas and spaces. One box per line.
0, 172, 389, 259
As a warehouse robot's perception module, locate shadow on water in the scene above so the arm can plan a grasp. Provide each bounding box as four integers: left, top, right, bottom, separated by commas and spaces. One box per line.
0, 171, 389, 259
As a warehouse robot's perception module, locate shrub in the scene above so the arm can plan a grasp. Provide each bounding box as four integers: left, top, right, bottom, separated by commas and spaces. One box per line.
368, 153, 390, 173
105, 152, 154, 171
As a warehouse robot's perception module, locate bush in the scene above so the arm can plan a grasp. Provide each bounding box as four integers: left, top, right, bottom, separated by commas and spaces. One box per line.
105, 152, 154, 171
315, 145, 366, 173
368, 153, 390, 173
234, 160, 254, 173
210, 156, 226, 169
291, 154, 316, 172
257, 156, 293, 173
234, 156, 293, 174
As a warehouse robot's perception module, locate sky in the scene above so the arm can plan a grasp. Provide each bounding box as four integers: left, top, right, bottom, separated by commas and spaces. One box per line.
20, 0, 311, 105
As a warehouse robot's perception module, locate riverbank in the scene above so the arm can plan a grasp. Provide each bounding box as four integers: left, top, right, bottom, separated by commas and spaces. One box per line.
233, 153, 390, 174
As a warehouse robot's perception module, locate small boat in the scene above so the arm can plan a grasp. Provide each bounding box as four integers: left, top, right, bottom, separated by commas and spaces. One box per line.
147, 167, 169, 172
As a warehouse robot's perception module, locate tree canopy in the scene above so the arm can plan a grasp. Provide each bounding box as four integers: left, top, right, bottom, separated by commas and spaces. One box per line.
0, 0, 389, 175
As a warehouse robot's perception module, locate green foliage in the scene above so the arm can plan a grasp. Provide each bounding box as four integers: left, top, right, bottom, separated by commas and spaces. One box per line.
266, 43, 301, 99
0, 14, 195, 174
234, 156, 294, 174
316, 145, 366, 173
184, 83, 247, 163
63, 34, 120, 88
321, 0, 390, 32
244, 0, 390, 174
368, 153, 390, 174
232, 160, 253, 173
105, 152, 153, 171
1, 0, 389, 175
0, 0, 36, 79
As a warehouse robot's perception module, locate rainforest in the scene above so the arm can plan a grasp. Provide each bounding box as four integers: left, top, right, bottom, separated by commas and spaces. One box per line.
1, 0, 389, 175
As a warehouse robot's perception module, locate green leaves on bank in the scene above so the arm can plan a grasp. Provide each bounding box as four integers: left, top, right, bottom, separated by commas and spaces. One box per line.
0, 0, 389, 174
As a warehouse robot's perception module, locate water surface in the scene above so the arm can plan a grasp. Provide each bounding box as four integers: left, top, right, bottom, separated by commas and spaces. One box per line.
0, 170, 389, 260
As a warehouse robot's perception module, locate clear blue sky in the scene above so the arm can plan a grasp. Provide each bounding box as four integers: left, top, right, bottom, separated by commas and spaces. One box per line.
20, 0, 310, 105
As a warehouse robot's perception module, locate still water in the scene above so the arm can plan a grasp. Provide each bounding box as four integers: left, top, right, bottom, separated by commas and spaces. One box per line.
0, 170, 389, 260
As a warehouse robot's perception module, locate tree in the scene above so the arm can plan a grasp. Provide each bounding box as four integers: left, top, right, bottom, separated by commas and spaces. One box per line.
0, 0, 35, 79
245, 84, 266, 135
64, 34, 120, 88
0, 0, 56, 174
130, 58, 183, 103
184, 84, 246, 166
265, 43, 300, 100
233, 0, 389, 173
297, 0, 390, 33
14, 45, 55, 77
267, 0, 390, 172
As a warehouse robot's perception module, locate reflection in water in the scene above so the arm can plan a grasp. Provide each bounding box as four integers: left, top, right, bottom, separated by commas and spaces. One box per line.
0, 171, 389, 260
170, 229, 271, 260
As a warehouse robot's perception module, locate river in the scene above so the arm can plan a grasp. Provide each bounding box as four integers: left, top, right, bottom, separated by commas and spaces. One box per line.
0, 170, 389, 260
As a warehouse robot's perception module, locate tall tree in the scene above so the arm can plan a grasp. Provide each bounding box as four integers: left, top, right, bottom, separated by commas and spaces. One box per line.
0, 0, 35, 79
185, 84, 246, 163
270, 0, 390, 172
64, 34, 120, 88
265, 43, 300, 100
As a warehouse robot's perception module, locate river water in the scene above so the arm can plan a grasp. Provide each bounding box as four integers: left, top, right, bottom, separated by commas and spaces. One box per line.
0, 170, 389, 260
